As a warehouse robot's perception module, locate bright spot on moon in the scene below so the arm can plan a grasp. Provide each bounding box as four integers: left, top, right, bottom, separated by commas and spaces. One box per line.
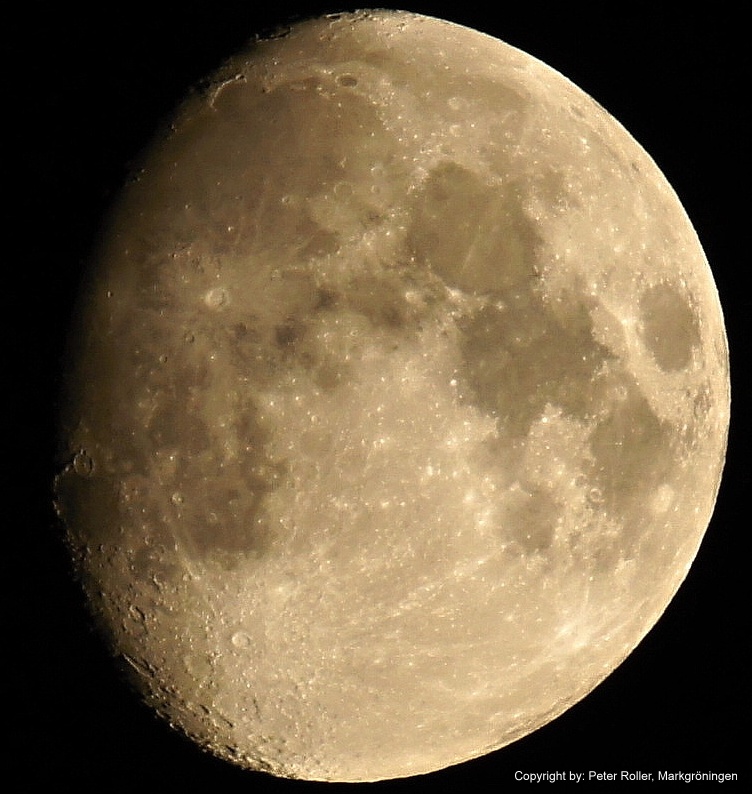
54, 10, 729, 783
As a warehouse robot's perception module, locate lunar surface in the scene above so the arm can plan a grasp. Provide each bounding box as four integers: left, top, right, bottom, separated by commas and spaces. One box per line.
54, 10, 729, 783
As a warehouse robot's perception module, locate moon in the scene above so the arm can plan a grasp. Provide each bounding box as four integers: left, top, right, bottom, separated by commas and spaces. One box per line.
53, 9, 729, 783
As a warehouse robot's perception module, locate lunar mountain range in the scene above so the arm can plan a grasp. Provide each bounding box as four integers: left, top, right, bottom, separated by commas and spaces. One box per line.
53, 9, 729, 783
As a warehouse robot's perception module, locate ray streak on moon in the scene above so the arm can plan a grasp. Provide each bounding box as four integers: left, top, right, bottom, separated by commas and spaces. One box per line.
53, 9, 729, 783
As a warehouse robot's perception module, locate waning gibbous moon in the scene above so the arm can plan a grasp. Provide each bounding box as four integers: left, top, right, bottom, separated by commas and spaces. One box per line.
54, 9, 729, 783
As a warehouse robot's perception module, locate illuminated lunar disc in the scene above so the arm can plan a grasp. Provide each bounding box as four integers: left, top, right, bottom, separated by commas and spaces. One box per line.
54, 10, 729, 783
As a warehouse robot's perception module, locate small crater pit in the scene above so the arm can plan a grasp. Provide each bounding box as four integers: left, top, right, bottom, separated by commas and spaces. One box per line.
336, 74, 359, 87
72, 449, 95, 477
204, 287, 229, 310
231, 630, 254, 649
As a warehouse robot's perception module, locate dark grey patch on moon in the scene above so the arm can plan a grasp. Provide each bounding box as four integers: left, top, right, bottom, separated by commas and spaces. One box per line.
406, 161, 540, 295
54, 464, 121, 550
587, 373, 675, 546
159, 400, 284, 565
169, 469, 281, 566
148, 403, 211, 455
500, 486, 559, 554
456, 294, 611, 437
344, 270, 435, 331
639, 282, 700, 371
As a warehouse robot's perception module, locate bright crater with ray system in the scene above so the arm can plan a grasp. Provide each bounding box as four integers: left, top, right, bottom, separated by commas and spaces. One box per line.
55, 10, 729, 783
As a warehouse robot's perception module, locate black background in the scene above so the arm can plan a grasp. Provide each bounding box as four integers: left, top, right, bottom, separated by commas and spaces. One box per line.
12, 1, 747, 790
